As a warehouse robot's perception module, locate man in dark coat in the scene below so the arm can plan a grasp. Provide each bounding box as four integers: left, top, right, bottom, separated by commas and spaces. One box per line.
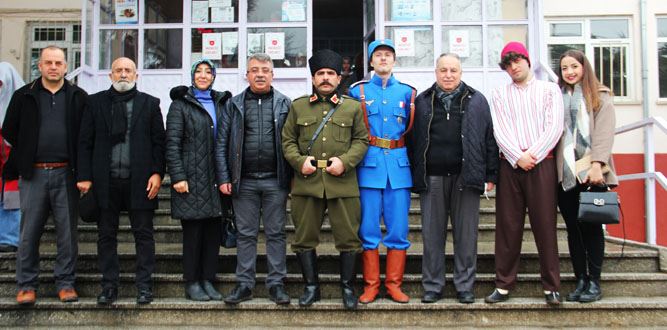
3, 46, 87, 305
407, 53, 498, 304
77, 57, 166, 305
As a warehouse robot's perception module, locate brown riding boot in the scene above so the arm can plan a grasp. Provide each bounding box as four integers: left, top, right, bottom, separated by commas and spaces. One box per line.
385, 249, 409, 303
358, 249, 380, 304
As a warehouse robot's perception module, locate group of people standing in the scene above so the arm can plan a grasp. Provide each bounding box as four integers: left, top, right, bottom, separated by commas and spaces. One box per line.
1, 39, 615, 309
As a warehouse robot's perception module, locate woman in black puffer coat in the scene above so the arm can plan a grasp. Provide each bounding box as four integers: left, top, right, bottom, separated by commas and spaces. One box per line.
166, 59, 231, 301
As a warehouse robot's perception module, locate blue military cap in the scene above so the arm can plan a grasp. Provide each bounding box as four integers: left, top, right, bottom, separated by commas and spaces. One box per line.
368, 39, 396, 60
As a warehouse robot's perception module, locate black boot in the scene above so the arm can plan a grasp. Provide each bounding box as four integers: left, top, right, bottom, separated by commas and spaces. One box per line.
579, 279, 602, 302
185, 281, 210, 301
297, 250, 320, 307
566, 276, 589, 302
339, 251, 358, 310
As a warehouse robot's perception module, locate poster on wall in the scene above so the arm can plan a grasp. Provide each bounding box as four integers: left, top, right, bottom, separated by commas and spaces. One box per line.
209, 0, 231, 7
222, 32, 238, 55
449, 30, 470, 57
115, 0, 138, 24
192, 1, 209, 23
391, 0, 431, 21
211, 6, 234, 22
264, 32, 285, 60
247, 33, 263, 56
281, 0, 306, 22
202, 33, 222, 59
394, 29, 415, 57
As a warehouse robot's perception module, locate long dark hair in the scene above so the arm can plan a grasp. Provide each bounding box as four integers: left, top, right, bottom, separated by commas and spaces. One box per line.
556, 49, 609, 112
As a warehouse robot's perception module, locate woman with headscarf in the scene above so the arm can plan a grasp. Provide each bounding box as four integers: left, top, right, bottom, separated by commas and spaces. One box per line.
0, 62, 25, 253
166, 59, 231, 301
556, 49, 617, 303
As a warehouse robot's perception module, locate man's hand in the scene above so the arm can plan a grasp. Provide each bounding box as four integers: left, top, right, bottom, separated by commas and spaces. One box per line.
301, 156, 316, 175
219, 183, 232, 195
584, 162, 605, 185
146, 174, 162, 199
516, 151, 537, 171
485, 182, 495, 192
173, 180, 189, 194
77, 181, 92, 194
326, 157, 345, 176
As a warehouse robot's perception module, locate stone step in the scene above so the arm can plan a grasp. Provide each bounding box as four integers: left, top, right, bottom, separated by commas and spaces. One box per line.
0, 297, 665, 327
44, 223, 570, 244
0, 241, 657, 275
1, 272, 664, 300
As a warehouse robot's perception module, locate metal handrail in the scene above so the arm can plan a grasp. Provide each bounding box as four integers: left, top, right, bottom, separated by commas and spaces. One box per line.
614, 116, 667, 245
65, 66, 83, 81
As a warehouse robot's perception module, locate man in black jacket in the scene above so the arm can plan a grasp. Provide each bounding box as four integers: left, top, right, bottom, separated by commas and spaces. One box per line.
407, 53, 499, 304
2, 46, 87, 305
77, 57, 166, 305
215, 53, 292, 305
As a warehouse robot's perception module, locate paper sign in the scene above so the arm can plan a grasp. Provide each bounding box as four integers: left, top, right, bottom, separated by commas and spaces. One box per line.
391, 0, 431, 21
209, 0, 231, 7
192, 1, 209, 23
222, 32, 238, 55
247, 33, 263, 56
211, 6, 234, 22
115, 0, 138, 24
282, 0, 306, 22
394, 29, 415, 57
449, 30, 470, 57
202, 33, 222, 59
264, 32, 285, 60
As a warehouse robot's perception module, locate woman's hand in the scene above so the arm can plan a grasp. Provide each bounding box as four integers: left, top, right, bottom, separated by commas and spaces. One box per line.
584, 162, 605, 185
173, 180, 189, 193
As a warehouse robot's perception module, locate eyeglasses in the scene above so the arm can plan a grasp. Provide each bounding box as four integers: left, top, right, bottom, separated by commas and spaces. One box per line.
248, 68, 272, 74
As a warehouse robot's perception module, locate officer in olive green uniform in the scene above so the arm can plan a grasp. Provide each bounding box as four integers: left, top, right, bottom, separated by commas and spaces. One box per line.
282, 49, 368, 310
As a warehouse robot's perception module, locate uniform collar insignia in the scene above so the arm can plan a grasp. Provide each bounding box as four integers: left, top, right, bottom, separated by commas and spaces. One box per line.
310, 93, 342, 105
365, 99, 375, 106
330, 93, 340, 105
309, 94, 318, 103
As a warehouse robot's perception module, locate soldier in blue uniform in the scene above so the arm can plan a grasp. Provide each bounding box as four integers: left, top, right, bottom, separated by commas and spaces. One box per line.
348, 39, 416, 304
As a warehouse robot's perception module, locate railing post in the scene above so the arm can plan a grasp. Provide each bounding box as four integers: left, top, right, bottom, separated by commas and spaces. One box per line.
645, 124, 656, 244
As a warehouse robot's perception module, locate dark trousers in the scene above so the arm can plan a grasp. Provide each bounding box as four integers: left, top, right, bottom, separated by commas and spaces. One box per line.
181, 218, 221, 282
558, 184, 605, 279
98, 178, 155, 290
17, 167, 78, 291
495, 158, 560, 291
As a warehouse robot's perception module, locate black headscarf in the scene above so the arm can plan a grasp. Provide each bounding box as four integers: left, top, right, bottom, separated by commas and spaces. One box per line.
107, 84, 137, 145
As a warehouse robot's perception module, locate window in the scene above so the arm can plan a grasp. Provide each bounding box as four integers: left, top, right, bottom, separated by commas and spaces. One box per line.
547, 18, 632, 99
26, 21, 82, 82
658, 17, 667, 98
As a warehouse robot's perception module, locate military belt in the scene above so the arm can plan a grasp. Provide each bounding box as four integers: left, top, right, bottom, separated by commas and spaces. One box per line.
369, 136, 405, 149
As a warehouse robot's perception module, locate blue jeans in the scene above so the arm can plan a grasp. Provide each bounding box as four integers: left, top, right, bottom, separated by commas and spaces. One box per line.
0, 201, 20, 247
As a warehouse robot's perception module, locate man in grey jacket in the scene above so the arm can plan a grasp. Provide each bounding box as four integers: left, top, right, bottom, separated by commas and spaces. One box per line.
215, 53, 292, 305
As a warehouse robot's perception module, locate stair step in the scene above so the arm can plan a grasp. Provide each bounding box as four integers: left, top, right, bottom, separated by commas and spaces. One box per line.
0, 297, 664, 327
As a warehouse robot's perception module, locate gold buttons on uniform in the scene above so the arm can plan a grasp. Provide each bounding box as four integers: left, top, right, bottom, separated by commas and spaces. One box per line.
322, 137, 327, 141
323, 111, 328, 115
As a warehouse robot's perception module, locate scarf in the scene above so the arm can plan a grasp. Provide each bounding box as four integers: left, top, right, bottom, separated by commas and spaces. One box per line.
561, 84, 592, 191
435, 82, 464, 116
108, 85, 137, 145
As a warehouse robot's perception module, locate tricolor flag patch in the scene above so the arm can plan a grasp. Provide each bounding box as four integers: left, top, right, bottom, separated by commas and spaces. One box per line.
399, 101, 405, 108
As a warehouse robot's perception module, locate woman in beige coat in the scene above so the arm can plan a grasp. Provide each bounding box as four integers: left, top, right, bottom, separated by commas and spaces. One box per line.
556, 49, 617, 303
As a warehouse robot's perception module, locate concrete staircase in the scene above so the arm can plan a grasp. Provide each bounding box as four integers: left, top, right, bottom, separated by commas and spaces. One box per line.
0, 180, 665, 327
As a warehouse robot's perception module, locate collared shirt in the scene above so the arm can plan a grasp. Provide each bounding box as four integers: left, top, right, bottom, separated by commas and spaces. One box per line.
490, 77, 564, 167
35, 81, 69, 162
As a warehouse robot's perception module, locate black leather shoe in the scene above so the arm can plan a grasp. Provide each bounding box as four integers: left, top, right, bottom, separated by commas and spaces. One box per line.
200, 281, 223, 301
421, 291, 442, 303
566, 277, 589, 302
269, 285, 291, 305
136, 288, 153, 304
579, 280, 602, 303
457, 291, 475, 304
545, 291, 562, 306
224, 285, 253, 305
96, 287, 118, 305
484, 289, 509, 303
185, 282, 210, 301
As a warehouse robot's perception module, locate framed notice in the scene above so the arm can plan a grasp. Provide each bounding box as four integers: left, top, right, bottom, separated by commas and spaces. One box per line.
264, 32, 285, 60
394, 29, 415, 57
221, 32, 238, 55
247, 33, 263, 56
202, 33, 222, 59
209, 0, 231, 7
192, 1, 209, 23
391, 0, 431, 21
211, 6, 234, 23
281, 0, 306, 22
449, 30, 470, 57
115, 0, 138, 24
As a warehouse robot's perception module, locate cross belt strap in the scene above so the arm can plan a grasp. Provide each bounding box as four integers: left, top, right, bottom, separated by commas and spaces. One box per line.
306, 106, 338, 156
359, 84, 415, 149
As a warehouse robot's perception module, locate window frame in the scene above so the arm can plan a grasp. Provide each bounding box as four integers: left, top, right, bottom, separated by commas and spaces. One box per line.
546, 17, 634, 102
26, 21, 82, 82
657, 16, 667, 100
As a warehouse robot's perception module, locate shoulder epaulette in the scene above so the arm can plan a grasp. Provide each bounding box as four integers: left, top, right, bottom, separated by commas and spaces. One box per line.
399, 81, 417, 91
350, 80, 369, 89
292, 94, 311, 102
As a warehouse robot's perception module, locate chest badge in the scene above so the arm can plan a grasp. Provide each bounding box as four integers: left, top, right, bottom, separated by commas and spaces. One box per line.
365, 100, 375, 106
397, 117, 403, 124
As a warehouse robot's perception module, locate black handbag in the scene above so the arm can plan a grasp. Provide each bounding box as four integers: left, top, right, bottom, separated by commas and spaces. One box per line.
79, 191, 99, 223
577, 185, 620, 225
220, 199, 237, 248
